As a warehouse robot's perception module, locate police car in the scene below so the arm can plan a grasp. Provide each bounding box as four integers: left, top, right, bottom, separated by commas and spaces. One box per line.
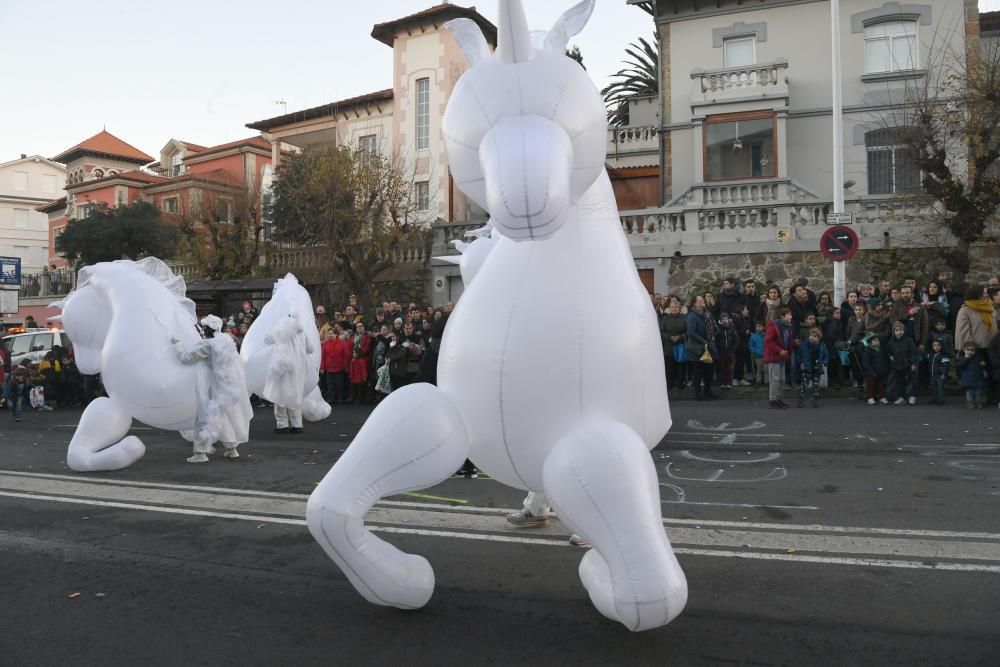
1, 328, 73, 367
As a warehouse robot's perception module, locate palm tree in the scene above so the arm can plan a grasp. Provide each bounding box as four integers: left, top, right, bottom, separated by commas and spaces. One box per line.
601, 34, 659, 126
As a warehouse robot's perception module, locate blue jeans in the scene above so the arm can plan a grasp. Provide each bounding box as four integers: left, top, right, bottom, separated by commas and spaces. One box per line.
5, 383, 26, 418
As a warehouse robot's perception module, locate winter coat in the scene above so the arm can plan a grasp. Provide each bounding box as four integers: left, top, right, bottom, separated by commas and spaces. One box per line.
715, 325, 740, 353
748, 331, 765, 358
929, 351, 951, 379
956, 352, 989, 389
989, 334, 1000, 380
348, 334, 372, 384
788, 296, 817, 336
928, 331, 955, 358
716, 289, 746, 320
795, 339, 829, 369
886, 335, 918, 371
685, 309, 718, 360
955, 303, 998, 351
764, 320, 798, 364
659, 313, 687, 354
862, 345, 887, 379
888, 299, 929, 348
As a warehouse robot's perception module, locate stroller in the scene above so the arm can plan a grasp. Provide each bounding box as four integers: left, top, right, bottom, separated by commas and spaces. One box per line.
834, 340, 866, 401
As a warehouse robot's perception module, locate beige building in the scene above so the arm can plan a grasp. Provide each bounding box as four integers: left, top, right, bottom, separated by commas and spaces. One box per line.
617, 0, 990, 294
248, 4, 497, 227
0, 154, 66, 274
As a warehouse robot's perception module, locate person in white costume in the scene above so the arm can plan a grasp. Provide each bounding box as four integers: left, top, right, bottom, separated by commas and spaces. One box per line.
171, 314, 253, 463
264, 313, 314, 434
305, 0, 686, 632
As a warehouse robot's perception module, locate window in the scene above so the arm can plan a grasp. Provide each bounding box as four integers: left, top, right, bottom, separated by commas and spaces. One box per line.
415, 181, 430, 211
13, 209, 29, 228
359, 134, 378, 160
703, 112, 776, 181
116, 187, 127, 205
216, 198, 234, 223
42, 174, 57, 193
77, 204, 95, 219
864, 20, 917, 74
12, 171, 27, 191
865, 128, 921, 194
162, 197, 179, 214
171, 153, 184, 177
10, 335, 31, 356
31, 332, 53, 352
723, 36, 755, 67
415, 78, 430, 150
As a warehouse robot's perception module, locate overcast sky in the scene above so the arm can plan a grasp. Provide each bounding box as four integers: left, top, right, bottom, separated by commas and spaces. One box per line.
0, 1, 654, 163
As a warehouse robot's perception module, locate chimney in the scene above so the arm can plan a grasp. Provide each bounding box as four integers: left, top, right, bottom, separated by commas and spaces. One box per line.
20, 153, 26, 159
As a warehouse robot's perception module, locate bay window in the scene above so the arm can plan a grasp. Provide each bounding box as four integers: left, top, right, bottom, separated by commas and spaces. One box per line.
704, 112, 776, 181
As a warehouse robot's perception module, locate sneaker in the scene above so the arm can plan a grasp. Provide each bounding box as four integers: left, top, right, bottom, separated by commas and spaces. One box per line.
739, 380, 752, 387
776, 400, 790, 409
41, 405, 54, 412
569, 534, 591, 547
187, 453, 209, 463
721, 384, 732, 390
506, 509, 549, 527
223, 449, 239, 459
894, 398, 906, 405
867, 398, 876, 405
879, 398, 889, 404
14, 416, 22, 422
908, 397, 917, 406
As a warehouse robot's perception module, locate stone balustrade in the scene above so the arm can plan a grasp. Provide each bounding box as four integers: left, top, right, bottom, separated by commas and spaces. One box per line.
690, 59, 789, 106
607, 125, 659, 154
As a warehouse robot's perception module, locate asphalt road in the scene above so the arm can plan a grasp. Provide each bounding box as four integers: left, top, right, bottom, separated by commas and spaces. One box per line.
1, 391, 998, 666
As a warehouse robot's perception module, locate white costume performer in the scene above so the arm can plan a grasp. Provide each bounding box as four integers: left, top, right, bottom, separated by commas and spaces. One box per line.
172, 314, 253, 463
54, 258, 254, 472
306, 0, 686, 632
241, 274, 330, 432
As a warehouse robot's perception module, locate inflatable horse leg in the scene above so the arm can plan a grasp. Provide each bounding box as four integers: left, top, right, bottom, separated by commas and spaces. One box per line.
300, 386, 332, 422
543, 420, 687, 632
67, 397, 146, 472
306, 383, 468, 609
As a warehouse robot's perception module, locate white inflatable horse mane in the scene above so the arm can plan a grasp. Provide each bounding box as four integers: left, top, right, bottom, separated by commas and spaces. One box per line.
240, 273, 330, 421
54, 258, 213, 471
306, 0, 686, 631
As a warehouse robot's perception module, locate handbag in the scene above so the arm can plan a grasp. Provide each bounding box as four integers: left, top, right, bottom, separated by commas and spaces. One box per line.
672, 344, 687, 363
375, 363, 393, 395
699, 345, 714, 364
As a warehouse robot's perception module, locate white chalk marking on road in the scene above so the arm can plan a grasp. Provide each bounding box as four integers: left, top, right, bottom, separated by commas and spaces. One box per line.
661, 441, 784, 447
665, 462, 787, 483
2, 490, 1000, 574
686, 420, 768, 432
55, 424, 154, 430
3, 471, 1000, 539
680, 451, 782, 464
663, 499, 819, 511
668, 432, 785, 438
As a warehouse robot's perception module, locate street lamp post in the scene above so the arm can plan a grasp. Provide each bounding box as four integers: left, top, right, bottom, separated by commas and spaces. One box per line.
831, 0, 847, 305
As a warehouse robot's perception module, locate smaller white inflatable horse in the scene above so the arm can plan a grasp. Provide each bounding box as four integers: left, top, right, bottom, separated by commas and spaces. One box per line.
240, 274, 330, 422
56, 258, 236, 471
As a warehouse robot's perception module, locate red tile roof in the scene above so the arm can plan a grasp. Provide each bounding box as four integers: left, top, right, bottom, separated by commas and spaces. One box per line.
371, 3, 496, 47
51, 130, 154, 164
183, 136, 273, 160
36, 196, 67, 213
246, 89, 395, 131
180, 141, 209, 153
142, 168, 242, 190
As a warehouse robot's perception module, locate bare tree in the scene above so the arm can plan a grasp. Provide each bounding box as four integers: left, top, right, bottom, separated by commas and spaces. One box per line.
177, 177, 266, 280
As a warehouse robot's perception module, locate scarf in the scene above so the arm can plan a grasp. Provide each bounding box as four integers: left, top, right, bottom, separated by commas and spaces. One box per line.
353, 333, 366, 357
964, 299, 996, 333
765, 298, 781, 321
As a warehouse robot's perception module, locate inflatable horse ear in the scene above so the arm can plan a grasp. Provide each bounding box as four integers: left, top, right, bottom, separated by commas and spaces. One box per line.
445, 0, 595, 66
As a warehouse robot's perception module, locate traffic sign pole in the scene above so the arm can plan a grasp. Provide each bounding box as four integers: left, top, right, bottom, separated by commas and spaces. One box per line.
831, 0, 847, 305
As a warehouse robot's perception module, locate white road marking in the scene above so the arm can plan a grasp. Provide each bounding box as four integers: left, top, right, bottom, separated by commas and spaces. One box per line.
680, 451, 782, 464
2, 489, 998, 574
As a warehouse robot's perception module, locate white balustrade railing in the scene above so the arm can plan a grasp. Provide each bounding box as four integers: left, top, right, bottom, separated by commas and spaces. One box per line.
607, 125, 659, 154
691, 60, 789, 97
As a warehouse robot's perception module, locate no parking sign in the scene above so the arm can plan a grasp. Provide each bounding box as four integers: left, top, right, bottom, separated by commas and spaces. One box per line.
820, 226, 859, 261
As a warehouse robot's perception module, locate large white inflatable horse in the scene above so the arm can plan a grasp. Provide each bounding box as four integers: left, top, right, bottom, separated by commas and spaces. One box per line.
55, 258, 228, 471
240, 273, 330, 422
307, 0, 686, 631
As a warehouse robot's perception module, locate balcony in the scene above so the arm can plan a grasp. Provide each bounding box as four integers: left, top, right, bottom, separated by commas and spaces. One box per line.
18, 270, 76, 299
607, 125, 659, 156
690, 60, 789, 108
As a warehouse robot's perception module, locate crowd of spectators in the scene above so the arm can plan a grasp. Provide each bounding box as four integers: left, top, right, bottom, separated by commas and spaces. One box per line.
658, 272, 1000, 409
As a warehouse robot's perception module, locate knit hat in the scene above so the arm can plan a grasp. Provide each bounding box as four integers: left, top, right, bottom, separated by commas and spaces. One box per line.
892, 320, 905, 331
863, 332, 879, 346
719, 312, 731, 320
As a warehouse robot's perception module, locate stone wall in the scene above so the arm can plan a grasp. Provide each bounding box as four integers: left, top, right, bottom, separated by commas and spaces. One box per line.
665, 246, 1000, 298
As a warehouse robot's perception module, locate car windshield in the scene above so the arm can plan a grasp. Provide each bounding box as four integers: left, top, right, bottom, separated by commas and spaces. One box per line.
10, 335, 32, 355
31, 333, 53, 352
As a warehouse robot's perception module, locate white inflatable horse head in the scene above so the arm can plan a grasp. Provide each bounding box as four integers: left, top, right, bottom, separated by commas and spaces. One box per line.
443, 0, 605, 241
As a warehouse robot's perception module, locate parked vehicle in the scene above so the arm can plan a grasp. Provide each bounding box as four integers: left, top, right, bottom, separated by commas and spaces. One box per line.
1, 329, 73, 367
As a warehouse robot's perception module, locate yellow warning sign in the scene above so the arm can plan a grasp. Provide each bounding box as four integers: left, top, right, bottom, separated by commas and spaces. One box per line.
776, 228, 791, 243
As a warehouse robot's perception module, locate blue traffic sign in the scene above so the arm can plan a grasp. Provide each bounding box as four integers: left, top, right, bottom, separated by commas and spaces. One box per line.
0, 256, 22, 286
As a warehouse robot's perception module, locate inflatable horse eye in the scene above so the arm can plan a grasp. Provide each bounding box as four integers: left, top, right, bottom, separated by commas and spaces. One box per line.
443, 0, 605, 241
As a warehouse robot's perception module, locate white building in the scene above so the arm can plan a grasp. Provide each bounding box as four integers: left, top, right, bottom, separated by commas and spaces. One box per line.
0, 154, 66, 274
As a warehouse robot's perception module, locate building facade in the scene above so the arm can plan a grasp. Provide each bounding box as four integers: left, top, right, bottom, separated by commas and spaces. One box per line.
617, 0, 998, 295
0, 155, 65, 275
